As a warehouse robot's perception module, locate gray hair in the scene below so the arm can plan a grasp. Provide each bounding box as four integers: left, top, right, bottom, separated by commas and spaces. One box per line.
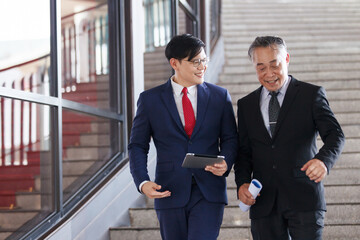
248, 36, 287, 60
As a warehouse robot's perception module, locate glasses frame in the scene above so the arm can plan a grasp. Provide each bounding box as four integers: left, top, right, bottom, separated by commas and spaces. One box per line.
184, 57, 210, 67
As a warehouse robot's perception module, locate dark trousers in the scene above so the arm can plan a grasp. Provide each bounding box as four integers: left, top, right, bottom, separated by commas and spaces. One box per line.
156, 183, 224, 240
251, 202, 325, 240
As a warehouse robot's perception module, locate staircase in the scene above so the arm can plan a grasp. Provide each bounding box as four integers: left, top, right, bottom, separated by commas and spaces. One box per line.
218, 0, 360, 239
110, 0, 360, 239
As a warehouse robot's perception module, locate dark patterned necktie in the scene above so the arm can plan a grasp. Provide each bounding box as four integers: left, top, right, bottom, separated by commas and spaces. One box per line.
182, 87, 196, 138
269, 91, 280, 137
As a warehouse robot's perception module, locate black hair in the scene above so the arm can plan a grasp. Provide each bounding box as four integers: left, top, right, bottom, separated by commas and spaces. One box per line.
165, 34, 205, 61
248, 36, 287, 60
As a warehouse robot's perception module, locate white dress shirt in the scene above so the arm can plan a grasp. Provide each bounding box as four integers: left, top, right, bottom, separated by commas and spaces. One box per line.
260, 76, 291, 137
139, 76, 198, 193
170, 76, 198, 125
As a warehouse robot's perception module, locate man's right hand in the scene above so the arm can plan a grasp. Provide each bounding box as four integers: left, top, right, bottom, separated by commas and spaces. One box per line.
238, 183, 256, 205
141, 181, 171, 199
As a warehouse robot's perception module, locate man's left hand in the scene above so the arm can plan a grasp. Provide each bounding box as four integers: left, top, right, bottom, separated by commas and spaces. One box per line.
301, 158, 327, 183
205, 160, 228, 176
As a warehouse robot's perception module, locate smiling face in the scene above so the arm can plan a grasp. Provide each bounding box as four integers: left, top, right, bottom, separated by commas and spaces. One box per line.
252, 45, 290, 92
170, 48, 207, 87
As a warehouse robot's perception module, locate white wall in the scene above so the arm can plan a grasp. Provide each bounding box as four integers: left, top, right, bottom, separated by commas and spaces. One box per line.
131, 0, 145, 112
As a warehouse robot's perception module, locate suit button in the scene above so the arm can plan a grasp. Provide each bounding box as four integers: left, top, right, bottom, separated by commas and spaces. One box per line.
273, 165, 277, 169
271, 145, 275, 149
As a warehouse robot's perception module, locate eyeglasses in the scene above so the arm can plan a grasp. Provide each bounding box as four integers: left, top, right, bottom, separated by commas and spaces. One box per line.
184, 58, 210, 67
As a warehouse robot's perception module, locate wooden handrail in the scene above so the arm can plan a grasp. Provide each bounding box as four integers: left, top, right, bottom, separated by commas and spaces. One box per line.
0, 54, 50, 73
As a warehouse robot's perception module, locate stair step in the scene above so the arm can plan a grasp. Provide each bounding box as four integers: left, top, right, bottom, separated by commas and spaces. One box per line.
63, 89, 108, 101
62, 159, 97, 175
63, 146, 110, 161
335, 113, 360, 125
69, 81, 109, 92
110, 224, 360, 240
63, 121, 110, 134
0, 231, 12, 240
227, 185, 360, 206
0, 164, 40, 175
226, 168, 360, 189
109, 226, 251, 240
62, 112, 93, 123
334, 138, 359, 152
334, 152, 360, 168
126, 204, 360, 229
79, 133, 110, 146
15, 191, 41, 210
0, 191, 15, 208
0, 174, 35, 191
0, 210, 38, 229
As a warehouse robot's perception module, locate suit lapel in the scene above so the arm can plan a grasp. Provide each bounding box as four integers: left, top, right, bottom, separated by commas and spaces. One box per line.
273, 77, 299, 139
191, 82, 210, 138
161, 79, 187, 136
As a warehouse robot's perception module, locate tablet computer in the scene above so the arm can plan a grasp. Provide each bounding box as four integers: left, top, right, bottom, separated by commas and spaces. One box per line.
181, 153, 225, 168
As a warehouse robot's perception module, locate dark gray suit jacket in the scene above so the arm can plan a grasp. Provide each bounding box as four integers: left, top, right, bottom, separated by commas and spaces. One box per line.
234, 76, 345, 219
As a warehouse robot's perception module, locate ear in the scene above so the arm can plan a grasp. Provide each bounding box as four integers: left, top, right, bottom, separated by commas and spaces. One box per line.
169, 58, 178, 70
286, 53, 290, 65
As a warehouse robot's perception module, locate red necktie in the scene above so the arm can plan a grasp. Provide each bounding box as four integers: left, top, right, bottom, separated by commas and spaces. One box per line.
182, 87, 196, 138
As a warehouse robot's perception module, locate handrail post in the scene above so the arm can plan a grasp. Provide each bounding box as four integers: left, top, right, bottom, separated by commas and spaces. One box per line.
29, 75, 33, 151
20, 78, 25, 165
11, 81, 15, 165
1, 86, 5, 165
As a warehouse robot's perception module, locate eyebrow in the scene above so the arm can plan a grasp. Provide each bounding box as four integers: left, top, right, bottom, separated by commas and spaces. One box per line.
256, 59, 277, 66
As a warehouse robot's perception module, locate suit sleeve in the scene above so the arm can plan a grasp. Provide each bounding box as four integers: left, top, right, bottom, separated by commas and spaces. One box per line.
234, 99, 253, 191
313, 87, 345, 172
219, 90, 238, 177
128, 93, 152, 191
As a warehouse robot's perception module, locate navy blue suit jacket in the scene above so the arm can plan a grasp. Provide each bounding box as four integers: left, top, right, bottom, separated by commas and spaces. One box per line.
129, 79, 238, 210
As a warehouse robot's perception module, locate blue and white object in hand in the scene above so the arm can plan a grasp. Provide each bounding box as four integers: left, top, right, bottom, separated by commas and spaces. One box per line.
238, 179, 262, 212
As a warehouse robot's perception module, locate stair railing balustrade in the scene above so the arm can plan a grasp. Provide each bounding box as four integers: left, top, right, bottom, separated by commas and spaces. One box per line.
0, 55, 50, 167
61, 4, 109, 93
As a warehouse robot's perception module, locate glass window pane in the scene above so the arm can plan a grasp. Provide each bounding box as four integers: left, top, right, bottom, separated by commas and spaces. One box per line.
0, 98, 53, 239
0, 0, 51, 96
143, 0, 172, 90
178, 5, 195, 36
62, 109, 120, 203
61, 1, 113, 110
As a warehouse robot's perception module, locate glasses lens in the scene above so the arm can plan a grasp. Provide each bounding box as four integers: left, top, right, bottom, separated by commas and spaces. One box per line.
193, 58, 209, 67
191, 59, 199, 67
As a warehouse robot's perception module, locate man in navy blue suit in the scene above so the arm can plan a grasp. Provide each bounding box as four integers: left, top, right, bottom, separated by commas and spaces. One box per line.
128, 34, 238, 240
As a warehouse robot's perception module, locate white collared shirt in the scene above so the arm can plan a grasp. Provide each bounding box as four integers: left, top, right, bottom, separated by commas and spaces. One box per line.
170, 76, 198, 125
260, 76, 291, 137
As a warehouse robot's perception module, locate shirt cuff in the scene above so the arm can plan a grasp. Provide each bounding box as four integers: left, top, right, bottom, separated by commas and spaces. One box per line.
139, 180, 149, 193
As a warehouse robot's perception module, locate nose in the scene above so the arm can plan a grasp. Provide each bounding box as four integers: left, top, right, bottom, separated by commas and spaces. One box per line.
264, 67, 274, 77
